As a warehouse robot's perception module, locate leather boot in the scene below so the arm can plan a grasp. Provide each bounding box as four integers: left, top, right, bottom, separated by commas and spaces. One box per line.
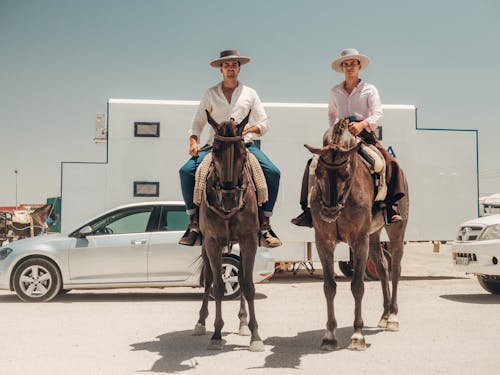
179, 213, 201, 246
260, 215, 282, 248
291, 209, 313, 228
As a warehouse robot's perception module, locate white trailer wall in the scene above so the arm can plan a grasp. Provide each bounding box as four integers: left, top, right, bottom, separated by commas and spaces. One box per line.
61, 100, 478, 256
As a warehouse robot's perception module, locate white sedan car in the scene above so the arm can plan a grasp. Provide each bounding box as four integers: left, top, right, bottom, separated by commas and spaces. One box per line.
0, 201, 275, 302
451, 214, 500, 294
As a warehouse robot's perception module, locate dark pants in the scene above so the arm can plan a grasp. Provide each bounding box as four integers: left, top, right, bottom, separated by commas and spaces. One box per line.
179, 143, 280, 216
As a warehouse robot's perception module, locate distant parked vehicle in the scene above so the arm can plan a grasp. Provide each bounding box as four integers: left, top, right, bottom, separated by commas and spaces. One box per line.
451, 214, 500, 294
0, 201, 275, 302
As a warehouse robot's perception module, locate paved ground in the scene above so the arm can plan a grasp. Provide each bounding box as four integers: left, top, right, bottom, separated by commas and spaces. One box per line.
1, 242, 499, 375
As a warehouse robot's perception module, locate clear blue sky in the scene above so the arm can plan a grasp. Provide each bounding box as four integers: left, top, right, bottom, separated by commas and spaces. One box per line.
1, 0, 499, 205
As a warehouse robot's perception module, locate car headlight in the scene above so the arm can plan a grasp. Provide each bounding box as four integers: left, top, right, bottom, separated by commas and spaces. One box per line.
0, 248, 13, 260
478, 224, 500, 241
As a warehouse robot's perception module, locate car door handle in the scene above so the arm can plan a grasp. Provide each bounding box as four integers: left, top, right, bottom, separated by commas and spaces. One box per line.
131, 239, 147, 245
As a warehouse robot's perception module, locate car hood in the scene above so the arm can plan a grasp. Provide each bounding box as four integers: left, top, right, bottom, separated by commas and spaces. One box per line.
2, 233, 71, 250
461, 214, 500, 227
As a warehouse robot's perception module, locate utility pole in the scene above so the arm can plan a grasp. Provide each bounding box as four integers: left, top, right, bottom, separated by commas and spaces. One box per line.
14, 169, 18, 209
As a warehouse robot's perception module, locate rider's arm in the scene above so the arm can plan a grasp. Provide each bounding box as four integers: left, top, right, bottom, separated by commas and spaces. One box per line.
364, 85, 383, 131
246, 90, 268, 136
328, 89, 339, 127
189, 91, 211, 144
188, 91, 211, 156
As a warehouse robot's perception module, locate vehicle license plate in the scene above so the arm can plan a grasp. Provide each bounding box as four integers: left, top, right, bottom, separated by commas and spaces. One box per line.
455, 256, 470, 265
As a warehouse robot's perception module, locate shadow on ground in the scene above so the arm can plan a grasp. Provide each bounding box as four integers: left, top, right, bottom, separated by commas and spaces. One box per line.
130, 326, 385, 373
0, 291, 267, 304
440, 293, 500, 304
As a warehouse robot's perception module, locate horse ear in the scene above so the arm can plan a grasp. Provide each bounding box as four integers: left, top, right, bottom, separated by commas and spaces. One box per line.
206, 110, 220, 132
236, 110, 251, 135
304, 144, 323, 155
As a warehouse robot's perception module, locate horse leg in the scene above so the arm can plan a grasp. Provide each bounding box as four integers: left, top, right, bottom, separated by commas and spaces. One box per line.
239, 235, 264, 352
386, 230, 405, 332
238, 277, 251, 336
206, 240, 225, 350
348, 235, 369, 351
194, 247, 211, 336
316, 238, 338, 351
369, 232, 391, 329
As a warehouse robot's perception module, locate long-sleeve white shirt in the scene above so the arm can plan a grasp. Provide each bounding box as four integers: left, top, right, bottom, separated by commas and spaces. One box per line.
189, 81, 269, 145
328, 80, 383, 131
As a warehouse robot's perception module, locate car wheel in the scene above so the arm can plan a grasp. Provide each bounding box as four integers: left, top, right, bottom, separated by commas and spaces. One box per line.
338, 261, 354, 277
210, 257, 241, 300
477, 275, 500, 294
13, 258, 62, 302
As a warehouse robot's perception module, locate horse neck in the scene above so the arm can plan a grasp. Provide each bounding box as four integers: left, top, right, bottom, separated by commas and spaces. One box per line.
32, 205, 51, 225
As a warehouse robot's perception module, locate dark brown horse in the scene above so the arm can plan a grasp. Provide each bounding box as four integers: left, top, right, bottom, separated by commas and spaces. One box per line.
305, 118, 409, 351
193, 110, 264, 352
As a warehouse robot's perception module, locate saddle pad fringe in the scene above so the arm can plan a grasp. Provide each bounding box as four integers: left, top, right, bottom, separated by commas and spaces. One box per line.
193, 151, 268, 206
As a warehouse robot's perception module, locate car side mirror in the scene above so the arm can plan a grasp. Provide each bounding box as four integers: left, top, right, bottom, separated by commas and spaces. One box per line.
78, 225, 93, 238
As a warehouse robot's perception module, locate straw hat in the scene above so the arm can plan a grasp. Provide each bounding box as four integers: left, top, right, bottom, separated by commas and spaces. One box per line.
209, 49, 251, 68
331, 48, 370, 72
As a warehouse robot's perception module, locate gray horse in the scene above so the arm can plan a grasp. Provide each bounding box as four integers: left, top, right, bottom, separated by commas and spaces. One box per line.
305, 118, 409, 351
193, 111, 264, 352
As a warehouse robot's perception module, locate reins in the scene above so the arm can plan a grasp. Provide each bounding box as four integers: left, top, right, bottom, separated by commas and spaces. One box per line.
317, 139, 361, 223
206, 132, 249, 250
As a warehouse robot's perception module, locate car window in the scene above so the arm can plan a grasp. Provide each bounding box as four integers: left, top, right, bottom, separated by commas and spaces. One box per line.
91, 206, 154, 235
158, 206, 189, 231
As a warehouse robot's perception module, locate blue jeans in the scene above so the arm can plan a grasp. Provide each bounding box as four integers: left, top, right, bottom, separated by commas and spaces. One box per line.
179, 143, 280, 216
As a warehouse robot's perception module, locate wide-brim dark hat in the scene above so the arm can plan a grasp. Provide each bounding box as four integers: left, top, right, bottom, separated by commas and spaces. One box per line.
331, 48, 370, 72
209, 49, 251, 68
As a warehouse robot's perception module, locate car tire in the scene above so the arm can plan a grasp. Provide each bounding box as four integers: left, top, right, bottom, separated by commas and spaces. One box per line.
338, 246, 392, 281
477, 275, 500, 294
338, 261, 354, 277
210, 257, 241, 300
13, 258, 62, 302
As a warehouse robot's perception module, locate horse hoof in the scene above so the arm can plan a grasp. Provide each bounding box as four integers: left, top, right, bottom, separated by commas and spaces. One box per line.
193, 323, 206, 336
320, 339, 338, 351
377, 318, 388, 328
386, 321, 399, 332
207, 339, 225, 350
238, 325, 251, 336
347, 333, 366, 351
249, 340, 265, 352
386, 314, 399, 332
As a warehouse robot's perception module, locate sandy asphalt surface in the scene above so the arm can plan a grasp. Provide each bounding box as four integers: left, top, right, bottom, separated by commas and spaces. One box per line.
0, 242, 499, 375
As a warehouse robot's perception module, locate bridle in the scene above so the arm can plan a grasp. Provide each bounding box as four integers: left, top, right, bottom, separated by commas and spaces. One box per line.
316, 128, 361, 223
206, 131, 250, 248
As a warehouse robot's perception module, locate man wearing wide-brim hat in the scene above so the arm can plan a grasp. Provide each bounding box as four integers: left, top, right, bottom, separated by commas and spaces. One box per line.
179, 49, 282, 247
292, 48, 406, 227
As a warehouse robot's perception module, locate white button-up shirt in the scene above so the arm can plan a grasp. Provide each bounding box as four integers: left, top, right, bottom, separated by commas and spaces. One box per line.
190, 81, 269, 145
328, 80, 383, 131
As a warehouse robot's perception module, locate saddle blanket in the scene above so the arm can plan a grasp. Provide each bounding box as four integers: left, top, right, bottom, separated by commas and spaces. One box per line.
11, 210, 32, 224
194, 151, 268, 206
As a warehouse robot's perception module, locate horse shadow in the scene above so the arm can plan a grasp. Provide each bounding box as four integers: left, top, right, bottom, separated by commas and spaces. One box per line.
130, 326, 384, 372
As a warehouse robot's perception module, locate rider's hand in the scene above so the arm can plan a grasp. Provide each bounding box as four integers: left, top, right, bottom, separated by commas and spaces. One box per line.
348, 121, 367, 136
189, 138, 199, 157
243, 125, 261, 136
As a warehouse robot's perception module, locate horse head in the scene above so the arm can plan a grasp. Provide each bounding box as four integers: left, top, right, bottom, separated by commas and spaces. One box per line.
304, 118, 361, 219
205, 110, 250, 212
